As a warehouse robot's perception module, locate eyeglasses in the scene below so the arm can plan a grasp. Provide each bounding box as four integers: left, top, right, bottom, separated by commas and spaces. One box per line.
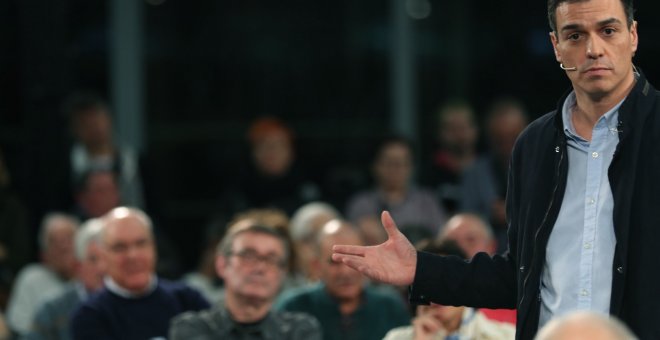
229, 249, 286, 269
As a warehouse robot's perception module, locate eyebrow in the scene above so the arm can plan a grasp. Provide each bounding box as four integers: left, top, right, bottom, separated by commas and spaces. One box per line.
560, 17, 623, 32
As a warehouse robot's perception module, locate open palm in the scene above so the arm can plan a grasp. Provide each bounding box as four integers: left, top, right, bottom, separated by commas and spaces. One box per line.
332, 211, 417, 285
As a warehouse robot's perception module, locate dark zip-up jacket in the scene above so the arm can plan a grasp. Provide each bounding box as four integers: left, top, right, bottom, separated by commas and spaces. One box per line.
409, 72, 660, 340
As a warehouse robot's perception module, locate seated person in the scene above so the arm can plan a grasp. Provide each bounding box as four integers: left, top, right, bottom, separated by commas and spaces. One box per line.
276, 219, 410, 340
170, 222, 321, 339
71, 207, 209, 339
384, 239, 515, 340
535, 311, 636, 340
26, 218, 105, 340
6, 213, 78, 336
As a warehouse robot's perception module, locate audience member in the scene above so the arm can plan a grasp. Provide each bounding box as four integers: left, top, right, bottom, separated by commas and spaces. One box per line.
289, 201, 341, 282
64, 92, 145, 209
26, 218, 105, 340
276, 219, 410, 340
170, 223, 321, 340
460, 98, 528, 253
384, 239, 515, 340
70, 207, 209, 339
535, 311, 637, 340
225, 116, 321, 216
72, 169, 121, 221
437, 214, 516, 324
181, 218, 227, 304
0, 147, 31, 308
346, 136, 446, 245
422, 100, 478, 215
437, 213, 497, 259
6, 214, 78, 336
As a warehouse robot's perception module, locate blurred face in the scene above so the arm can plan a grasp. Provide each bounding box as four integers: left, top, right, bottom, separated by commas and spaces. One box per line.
74, 109, 113, 148
78, 242, 105, 292
43, 221, 78, 280
252, 131, 293, 177
318, 232, 365, 301
417, 303, 465, 330
79, 172, 121, 218
550, 0, 637, 100
374, 142, 412, 191
439, 110, 477, 155
443, 215, 495, 257
102, 216, 156, 293
218, 232, 286, 302
488, 110, 526, 162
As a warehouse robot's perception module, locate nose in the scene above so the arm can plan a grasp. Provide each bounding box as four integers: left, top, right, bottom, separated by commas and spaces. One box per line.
586, 35, 605, 59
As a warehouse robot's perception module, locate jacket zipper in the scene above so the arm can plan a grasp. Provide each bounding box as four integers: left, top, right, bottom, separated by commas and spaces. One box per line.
519, 144, 565, 311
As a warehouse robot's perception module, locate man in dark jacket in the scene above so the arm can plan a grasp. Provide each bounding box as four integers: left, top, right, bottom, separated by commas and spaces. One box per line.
333, 0, 660, 339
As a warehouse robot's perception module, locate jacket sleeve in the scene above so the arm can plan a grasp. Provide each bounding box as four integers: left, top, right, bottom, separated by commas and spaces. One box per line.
409, 136, 524, 309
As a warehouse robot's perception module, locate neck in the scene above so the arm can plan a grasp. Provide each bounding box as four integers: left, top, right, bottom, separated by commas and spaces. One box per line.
85, 142, 114, 157
572, 72, 636, 139
337, 295, 361, 315
381, 186, 406, 204
225, 292, 272, 323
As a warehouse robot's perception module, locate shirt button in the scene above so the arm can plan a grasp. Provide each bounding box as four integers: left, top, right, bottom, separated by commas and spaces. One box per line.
592, 152, 599, 158
617, 266, 624, 274
584, 243, 592, 249
580, 289, 589, 297
520, 266, 525, 272
588, 198, 596, 205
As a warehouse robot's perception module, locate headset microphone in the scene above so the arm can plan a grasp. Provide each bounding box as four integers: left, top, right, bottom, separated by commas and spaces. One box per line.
560, 63, 577, 71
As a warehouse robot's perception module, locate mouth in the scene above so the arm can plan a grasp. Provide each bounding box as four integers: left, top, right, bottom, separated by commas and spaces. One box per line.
583, 67, 611, 76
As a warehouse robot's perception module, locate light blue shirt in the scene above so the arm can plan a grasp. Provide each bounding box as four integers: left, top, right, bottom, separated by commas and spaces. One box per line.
539, 91, 623, 328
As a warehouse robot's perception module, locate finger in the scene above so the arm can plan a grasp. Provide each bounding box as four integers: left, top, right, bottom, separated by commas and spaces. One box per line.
332, 244, 366, 256
381, 210, 402, 238
334, 255, 368, 272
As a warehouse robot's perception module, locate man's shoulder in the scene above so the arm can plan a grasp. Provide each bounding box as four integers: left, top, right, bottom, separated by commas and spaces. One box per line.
275, 284, 321, 309
14, 264, 57, 282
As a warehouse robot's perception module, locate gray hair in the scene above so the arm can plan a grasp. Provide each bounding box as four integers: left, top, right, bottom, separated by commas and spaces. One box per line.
535, 311, 637, 340
38, 213, 80, 251
74, 218, 104, 261
101, 207, 154, 244
290, 202, 340, 241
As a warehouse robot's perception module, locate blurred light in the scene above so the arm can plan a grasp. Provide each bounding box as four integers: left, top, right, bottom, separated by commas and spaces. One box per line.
406, 0, 431, 20
145, 0, 166, 5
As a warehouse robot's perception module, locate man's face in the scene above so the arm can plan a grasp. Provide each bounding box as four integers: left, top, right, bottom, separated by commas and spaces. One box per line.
443, 216, 495, 257
43, 221, 78, 280
318, 233, 365, 301
439, 110, 477, 154
101, 217, 156, 293
78, 172, 120, 218
218, 232, 286, 302
550, 0, 638, 99
374, 142, 412, 191
74, 109, 113, 148
78, 242, 105, 292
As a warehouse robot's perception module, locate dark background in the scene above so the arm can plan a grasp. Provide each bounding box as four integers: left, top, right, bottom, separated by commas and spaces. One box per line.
1, 0, 658, 273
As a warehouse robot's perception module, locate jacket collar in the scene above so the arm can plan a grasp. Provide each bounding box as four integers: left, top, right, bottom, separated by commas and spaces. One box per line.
552, 68, 653, 139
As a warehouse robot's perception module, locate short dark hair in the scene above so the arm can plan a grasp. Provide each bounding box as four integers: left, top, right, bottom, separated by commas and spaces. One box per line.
547, 0, 634, 33
62, 91, 109, 121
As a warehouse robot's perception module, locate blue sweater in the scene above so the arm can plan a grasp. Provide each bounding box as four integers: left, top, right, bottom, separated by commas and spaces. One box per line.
71, 279, 209, 340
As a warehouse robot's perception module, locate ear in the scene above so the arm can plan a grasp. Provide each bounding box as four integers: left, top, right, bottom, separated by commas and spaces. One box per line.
215, 255, 227, 279
630, 21, 639, 55
549, 31, 561, 62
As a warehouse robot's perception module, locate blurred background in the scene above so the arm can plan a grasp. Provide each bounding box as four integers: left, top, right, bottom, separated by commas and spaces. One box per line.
1, 0, 659, 275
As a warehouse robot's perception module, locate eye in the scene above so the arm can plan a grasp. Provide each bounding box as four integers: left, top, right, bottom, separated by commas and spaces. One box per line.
567, 33, 580, 41
603, 27, 616, 36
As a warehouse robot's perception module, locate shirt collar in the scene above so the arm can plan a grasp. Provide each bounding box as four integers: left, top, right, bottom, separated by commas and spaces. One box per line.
104, 275, 158, 298
561, 91, 624, 142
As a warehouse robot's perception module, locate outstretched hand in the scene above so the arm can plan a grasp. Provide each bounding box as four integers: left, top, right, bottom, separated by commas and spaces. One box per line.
332, 211, 417, 286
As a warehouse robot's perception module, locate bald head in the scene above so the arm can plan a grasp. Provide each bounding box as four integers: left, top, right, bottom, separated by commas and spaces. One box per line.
439, 214, 496, 257
318, 219, 363, 251
535, 312, 637, 340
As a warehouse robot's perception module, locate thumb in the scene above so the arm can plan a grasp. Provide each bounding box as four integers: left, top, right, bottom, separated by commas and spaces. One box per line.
381, 211, 402, 239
